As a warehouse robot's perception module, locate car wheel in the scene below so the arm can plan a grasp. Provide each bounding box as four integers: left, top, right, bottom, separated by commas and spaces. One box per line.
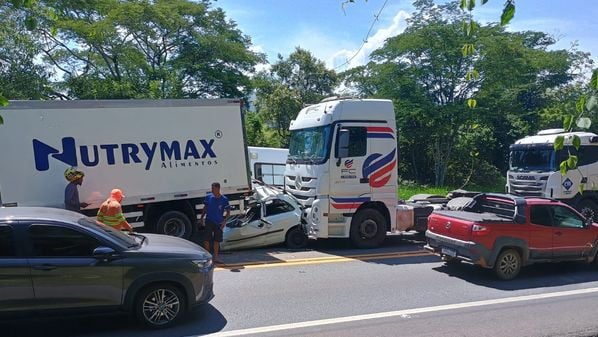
285, 226, 308, 249
156, 211, 193, 239
494, 249, 521, 280
350, 208, 387, 249
578, 199, 598, 223
136, 284, 186, 329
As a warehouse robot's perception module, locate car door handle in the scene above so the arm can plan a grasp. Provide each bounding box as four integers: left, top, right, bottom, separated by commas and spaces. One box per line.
32, 264, 57, 271
554, 231, 563, 236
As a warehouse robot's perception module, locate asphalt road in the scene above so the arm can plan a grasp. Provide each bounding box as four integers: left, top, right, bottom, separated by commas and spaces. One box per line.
3, 233, 598, 337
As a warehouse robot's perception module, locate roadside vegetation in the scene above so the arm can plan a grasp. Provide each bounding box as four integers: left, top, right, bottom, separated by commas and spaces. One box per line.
1, 0, 596, 190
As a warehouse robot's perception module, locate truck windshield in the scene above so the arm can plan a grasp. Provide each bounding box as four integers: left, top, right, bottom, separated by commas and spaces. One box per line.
288, 125, 332, 164
509, 147, 556, 172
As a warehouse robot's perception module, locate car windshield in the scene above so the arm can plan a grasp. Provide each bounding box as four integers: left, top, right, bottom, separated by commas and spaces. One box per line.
509, 147, 556, 172
288, 125, 332, 163
78, 218, 138, 247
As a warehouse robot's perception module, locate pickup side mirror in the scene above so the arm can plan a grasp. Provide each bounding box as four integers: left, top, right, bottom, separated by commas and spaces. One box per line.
93, 246, 116, 260
586, 217, 594, 228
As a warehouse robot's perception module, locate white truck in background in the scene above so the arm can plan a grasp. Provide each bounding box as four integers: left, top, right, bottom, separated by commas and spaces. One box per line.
507, 128, 598, 219
284, 97, 400, 248
0, 99, 252, 239
248, 146, 288, 187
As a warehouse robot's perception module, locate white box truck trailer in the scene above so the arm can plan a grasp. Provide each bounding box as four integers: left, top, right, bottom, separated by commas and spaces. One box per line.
507, 128, 598, 220
285, 97, 399, 248
0, 99, 252, 239
248, 146, 288, 187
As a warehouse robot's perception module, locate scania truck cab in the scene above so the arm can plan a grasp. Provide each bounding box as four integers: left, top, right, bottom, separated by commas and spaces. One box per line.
284, 97, 398, 248
507, 128, 598, 219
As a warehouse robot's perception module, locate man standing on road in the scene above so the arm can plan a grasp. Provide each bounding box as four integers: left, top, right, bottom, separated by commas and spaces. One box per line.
200, 182, 230, 264
64, 167, 89, 213
97, 188, 133, 232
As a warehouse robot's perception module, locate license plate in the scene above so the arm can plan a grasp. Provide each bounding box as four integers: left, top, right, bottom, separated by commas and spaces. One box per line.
441, 247, 457, 257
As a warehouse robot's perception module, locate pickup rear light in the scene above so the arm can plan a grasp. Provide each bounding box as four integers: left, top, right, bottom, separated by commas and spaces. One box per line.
472, 224, 490, 236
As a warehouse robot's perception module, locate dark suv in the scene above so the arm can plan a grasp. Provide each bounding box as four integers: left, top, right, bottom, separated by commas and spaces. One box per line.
0, 207, 214, 328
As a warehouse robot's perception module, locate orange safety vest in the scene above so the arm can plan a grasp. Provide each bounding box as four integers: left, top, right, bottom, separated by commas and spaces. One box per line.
97, 198, 132, 231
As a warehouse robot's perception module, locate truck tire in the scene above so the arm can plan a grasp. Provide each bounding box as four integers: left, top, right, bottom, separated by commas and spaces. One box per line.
578, 199, 598, 222
285, 226, 308, 249
156, 211, 193, 239
135, 283, 186, 329
350, 208, 387, 249
494, 249, 522, 280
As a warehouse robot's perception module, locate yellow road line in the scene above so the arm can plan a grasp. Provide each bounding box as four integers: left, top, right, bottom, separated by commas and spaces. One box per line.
215, 250, 433, 271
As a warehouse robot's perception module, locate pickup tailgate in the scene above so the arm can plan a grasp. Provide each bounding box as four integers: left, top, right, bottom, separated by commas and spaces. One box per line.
428, 211, 474, 242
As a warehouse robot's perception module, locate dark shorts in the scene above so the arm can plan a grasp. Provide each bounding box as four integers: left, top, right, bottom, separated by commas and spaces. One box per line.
202, 219, 223, 243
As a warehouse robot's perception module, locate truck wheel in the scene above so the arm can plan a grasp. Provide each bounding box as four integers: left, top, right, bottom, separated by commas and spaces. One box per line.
156, 211, 193, 239
135, 283, 186, 329
350, 209, 387, 249
494, 249, 521, 280
285, 226, 308, 249
578, 199, 598, 222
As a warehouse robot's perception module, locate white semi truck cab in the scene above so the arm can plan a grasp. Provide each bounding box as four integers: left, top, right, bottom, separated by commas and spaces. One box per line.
284, 97, 399, 248
507, 128, 598, 219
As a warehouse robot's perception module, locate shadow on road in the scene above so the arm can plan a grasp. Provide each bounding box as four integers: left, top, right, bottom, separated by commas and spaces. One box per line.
0, 304, 227, 337
211, 232, 440, 271
432, 261, 598, 290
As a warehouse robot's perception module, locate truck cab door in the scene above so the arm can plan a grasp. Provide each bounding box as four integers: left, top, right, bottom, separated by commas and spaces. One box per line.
330, 126, 370, 214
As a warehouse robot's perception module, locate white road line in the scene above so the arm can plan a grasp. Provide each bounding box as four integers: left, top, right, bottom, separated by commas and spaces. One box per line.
198, 287, 598, 337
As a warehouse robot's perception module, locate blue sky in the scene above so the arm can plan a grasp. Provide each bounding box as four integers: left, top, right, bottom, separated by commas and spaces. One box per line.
214, 0, 598, 72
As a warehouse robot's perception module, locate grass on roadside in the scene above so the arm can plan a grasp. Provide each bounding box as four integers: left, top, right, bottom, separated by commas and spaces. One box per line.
398, 179, 507, 201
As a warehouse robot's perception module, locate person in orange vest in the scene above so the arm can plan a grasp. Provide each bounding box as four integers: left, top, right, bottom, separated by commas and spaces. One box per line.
97, 188, 133, 232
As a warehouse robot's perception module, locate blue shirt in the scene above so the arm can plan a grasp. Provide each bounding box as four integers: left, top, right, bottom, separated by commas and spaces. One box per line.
204, 193, 230, 224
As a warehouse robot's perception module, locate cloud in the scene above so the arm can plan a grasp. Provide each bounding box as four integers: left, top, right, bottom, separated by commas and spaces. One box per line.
330, 10, 410, 71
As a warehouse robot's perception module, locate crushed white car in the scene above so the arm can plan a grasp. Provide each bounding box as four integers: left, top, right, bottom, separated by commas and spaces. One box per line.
221, 185, 307, 250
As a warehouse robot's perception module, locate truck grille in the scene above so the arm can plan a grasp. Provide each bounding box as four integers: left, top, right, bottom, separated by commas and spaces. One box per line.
508, 177, 547, 197
285, 175, 316, 207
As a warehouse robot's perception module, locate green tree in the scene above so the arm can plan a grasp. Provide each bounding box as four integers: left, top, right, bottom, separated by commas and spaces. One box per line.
34, 0, 263, 99
0, 3, 52, 101
342, 1, 586, 187
254, 48, 338, 146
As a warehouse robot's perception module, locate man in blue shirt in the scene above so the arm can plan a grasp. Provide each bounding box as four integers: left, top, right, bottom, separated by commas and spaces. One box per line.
199, 182, 230, 264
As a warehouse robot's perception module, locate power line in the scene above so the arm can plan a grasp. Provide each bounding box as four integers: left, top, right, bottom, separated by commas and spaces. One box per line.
334, 0, 390, 71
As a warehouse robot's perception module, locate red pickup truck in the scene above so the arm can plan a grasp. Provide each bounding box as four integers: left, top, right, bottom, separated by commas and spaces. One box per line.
425, 194, 598, 280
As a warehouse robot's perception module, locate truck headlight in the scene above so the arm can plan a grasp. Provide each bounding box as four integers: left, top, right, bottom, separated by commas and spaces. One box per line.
193, 258, 213, 270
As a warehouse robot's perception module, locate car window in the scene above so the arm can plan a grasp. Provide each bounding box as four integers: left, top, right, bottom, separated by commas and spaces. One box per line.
553, 206, 585, 229
29, 225, 102, 257
78, 218, 137, 247
0, 225, 15, 257
265, 200, 295, 216
530, 205, 553, 227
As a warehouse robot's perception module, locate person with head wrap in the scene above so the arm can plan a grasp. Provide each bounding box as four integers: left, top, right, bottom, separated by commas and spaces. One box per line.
64, 167, 89, 212
97, 188, 133, 232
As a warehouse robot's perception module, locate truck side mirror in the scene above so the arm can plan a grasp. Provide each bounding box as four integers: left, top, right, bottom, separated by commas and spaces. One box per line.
335, 129, 350, 159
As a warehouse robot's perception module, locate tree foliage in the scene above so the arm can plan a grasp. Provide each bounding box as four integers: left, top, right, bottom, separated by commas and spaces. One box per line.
252, 47, 337, 147
341, 0, 589, 186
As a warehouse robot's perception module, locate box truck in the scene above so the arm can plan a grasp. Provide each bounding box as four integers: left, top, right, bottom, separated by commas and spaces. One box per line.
248, 146, 288, 187
0, 99, 252, 239
284, 97, 400, 248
